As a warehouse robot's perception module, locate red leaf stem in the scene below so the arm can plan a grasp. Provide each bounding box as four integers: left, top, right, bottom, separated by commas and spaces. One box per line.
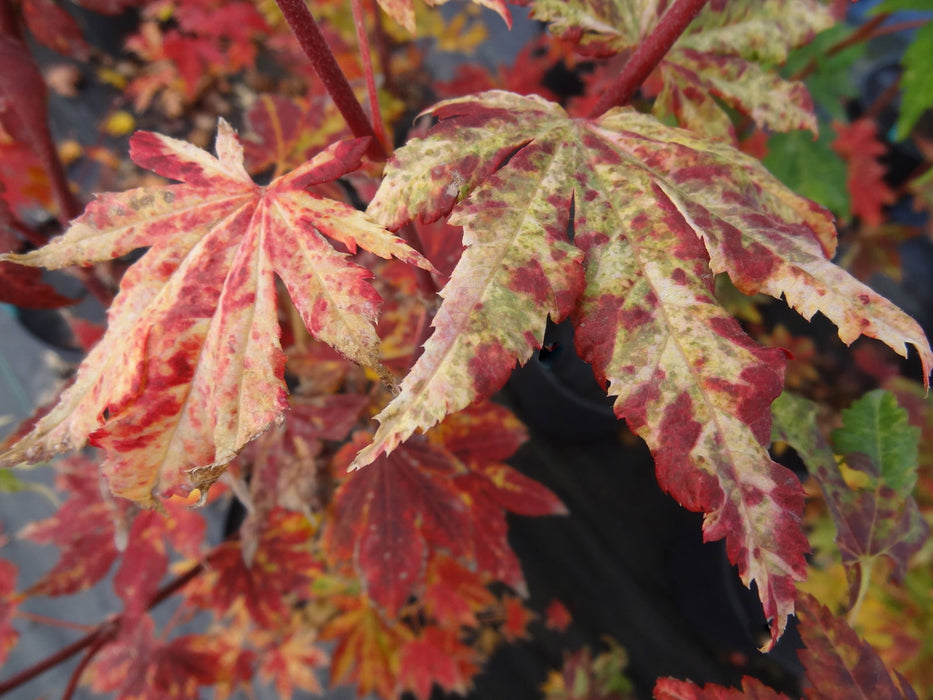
350, 0, 389, 153
587, 0, 709, 118
274, 0, 387, 160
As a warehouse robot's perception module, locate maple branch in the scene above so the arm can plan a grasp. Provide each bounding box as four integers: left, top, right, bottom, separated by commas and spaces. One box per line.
587, 0, 709, 118
350, 0, 389, 153
0, 624, 107, 695
274, 0, 387, 160
0, 562, 205, 696
59, 624, 114, 700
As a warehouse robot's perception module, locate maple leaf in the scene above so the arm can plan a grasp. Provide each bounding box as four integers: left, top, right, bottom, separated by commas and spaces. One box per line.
232, 393, 368, 559
653, 676, 787, 699
398, 626, 477, 700
325, 434, 474, 615
0, 120, 431, 505
185, 509, 321, 627
524, 0, 834, 140
328, 402, 562, 613
322, 595, 411, 699
20, 455, 128, 597
831, 119, 895, 226
772, 391, 929, 607
795, 591, 920, 700
375, 0, 511, 35
255, 627, 329, 699
87, 614, 247, 700
0, 555, 17, 668
361, 90, 933, 647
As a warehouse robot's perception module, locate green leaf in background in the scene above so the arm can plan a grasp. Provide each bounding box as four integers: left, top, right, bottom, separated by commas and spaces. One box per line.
893, 22, 933, 140
772, 390, 928, 615
874, 0, 933, 12
872, 1, 933, 139
0, 466, 56, 501
831, 389, 919, 494
764, 128, 850, 218
782, 23, 867, 121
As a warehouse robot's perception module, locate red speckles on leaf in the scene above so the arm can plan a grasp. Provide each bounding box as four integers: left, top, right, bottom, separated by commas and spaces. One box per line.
0, 120, 430, 505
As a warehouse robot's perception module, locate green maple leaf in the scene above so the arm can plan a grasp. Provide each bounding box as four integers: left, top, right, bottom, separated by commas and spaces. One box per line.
772, 390, 928, 610
358, 90, 933, 648
523, 0, 835, 140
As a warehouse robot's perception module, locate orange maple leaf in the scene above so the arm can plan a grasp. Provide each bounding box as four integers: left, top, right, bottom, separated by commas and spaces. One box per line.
0, 120, 432, 505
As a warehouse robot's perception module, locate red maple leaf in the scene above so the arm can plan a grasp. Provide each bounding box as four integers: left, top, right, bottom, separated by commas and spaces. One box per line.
184, 509, 321, 628
398, 626, 477, 700
87, 614, 248, 700
545, 599, 573, 632
20, 455, 128, 597
327, 401, 564, 614
325, 434, 474, 615
254, 627, 329, 699
113, 500, 205, 619
832, 119, 896, 226
0, 555, 18, 668
322, 595, 411, 699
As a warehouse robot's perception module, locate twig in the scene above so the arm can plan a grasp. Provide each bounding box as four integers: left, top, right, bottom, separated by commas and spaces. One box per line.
0, 561, 205, 696
588, 0, 709, 118
59, 624, 115, 700
274, 0, 387, 161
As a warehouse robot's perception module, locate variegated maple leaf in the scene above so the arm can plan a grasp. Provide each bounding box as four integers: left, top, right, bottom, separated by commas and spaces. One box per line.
0, 120, 431, 505
524, 0, 834, 140
357, 90, 933, 648
376, 0, 510, 35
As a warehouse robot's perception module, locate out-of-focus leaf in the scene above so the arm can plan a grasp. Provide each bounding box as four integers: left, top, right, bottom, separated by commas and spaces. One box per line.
0, 555, 17, 668
763, 128, 850, 219
795, 591, 920, 700
832, 119, 896, 225
772, 391, 928, 607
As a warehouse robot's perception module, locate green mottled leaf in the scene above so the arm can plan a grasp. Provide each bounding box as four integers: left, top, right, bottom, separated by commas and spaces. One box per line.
773, 390, 929, 608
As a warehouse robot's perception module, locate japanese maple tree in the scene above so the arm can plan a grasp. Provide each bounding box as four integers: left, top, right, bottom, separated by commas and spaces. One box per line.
0, 0, 931, 697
